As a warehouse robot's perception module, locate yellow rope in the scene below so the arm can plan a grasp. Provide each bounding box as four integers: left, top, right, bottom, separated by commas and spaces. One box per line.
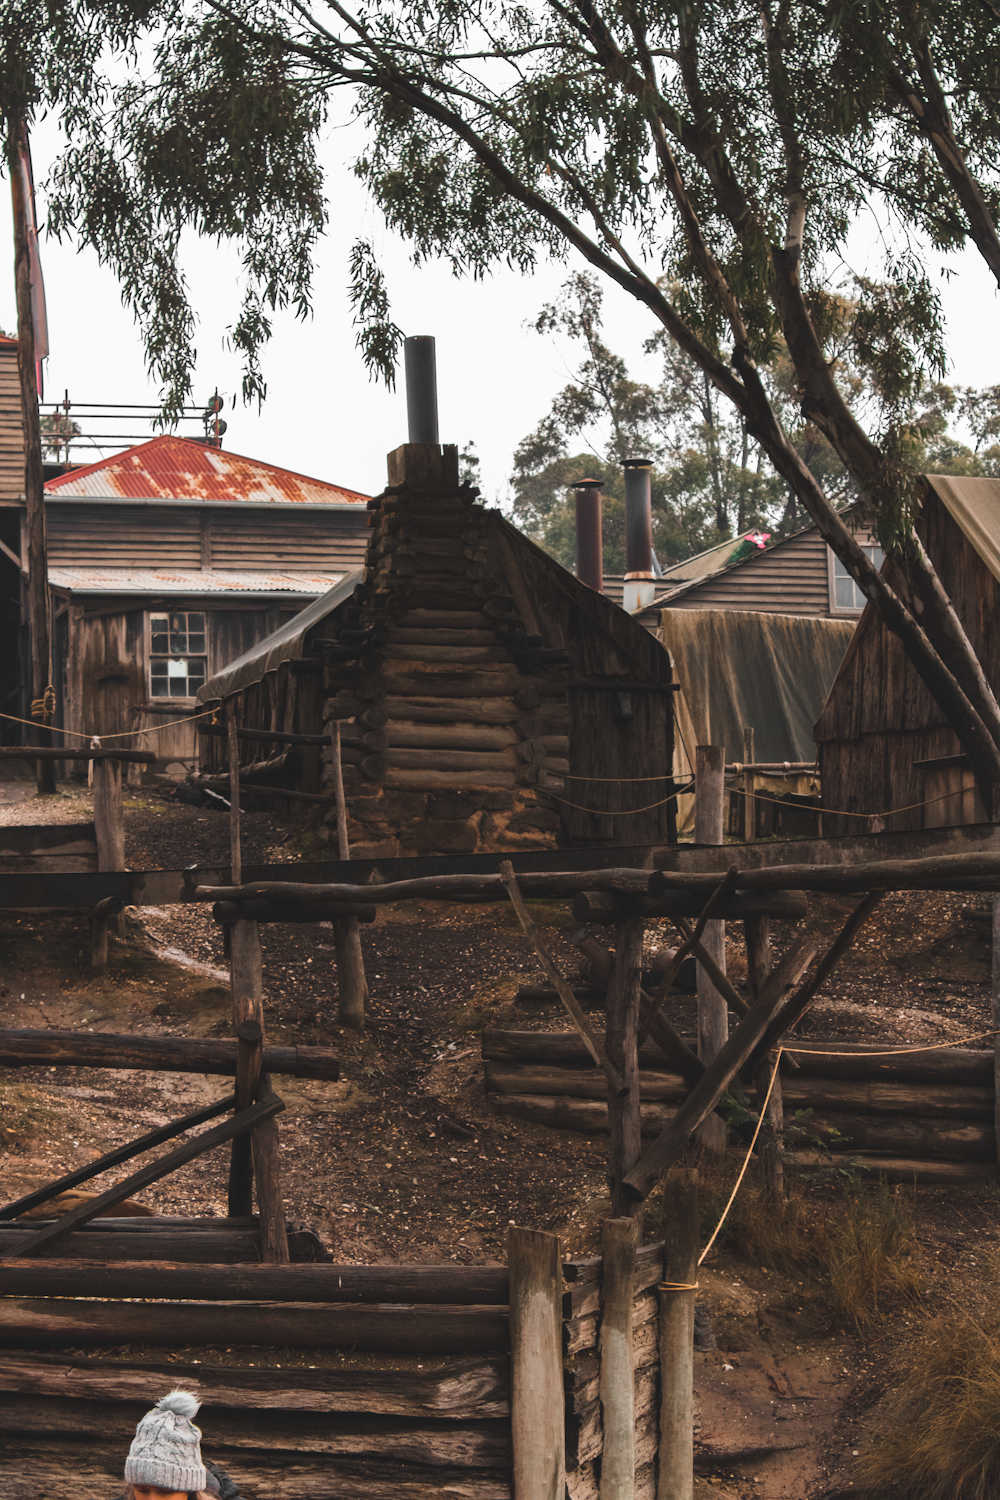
696, 1026, 1000, 1267
548, 792, 679, 815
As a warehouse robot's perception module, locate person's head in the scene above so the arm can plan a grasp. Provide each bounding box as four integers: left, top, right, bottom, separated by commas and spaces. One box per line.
124, 1390, 207, 1499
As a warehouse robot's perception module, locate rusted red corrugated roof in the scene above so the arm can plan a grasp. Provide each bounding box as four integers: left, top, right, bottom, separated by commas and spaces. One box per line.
44, 434, 370, 504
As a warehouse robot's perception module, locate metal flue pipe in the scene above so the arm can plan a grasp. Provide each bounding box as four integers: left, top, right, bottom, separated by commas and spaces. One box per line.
573, 478, 604, 592
403, 336, 439, 444
623, 457, 655, 613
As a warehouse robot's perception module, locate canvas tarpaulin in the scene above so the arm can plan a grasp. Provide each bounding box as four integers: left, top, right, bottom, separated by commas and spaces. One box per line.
924, 474, 1000, 585
659, 607, 856, 833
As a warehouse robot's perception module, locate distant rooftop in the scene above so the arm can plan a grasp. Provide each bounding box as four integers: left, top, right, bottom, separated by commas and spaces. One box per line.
48, 567, 340, 597
43, 433, 370, 505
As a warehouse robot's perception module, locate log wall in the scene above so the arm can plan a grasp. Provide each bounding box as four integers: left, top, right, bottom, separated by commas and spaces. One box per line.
482, 1031, 999, 1183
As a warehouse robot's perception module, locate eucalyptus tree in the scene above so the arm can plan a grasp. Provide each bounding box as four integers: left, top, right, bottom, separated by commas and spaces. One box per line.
15, 0, 1000, 796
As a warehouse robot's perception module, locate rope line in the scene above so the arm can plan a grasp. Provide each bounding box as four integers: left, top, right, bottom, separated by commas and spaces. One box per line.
725, 780, 969, 822
0, 706, 219, 740
548, 789, 690, 816
696, 1025, 1000, 1267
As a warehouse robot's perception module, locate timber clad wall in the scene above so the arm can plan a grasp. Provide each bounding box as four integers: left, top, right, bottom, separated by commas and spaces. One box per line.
0, 340, 23, 502
48, 506, 203, 569
665, 527, 835, 614
817, 489, 997, 833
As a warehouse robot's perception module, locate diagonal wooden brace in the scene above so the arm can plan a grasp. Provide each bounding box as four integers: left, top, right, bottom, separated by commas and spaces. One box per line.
572, 932, 704, 1088
499, 861, 627, 1098
637, 866, 741, 1046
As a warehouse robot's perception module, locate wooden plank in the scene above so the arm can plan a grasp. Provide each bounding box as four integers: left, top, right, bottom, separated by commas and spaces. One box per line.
5, 1096, 284, 1258
0, 1228, 328, 1263
508, 1227, 565, 1500
0, 748, 153, 762
657, 1172, 697, 1500
598, 1218, 638, 1500
0, 1349, 511, 1417
0, 1299, 509, 1352
0, 1029, 338, 1080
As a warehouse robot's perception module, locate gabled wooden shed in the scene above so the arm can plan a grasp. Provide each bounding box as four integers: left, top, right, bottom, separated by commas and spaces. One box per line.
197, 445, 676, 856
816, 475, 1000, 833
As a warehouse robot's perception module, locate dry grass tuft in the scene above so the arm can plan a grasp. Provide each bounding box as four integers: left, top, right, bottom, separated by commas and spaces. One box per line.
825, 1179, 922, 1329
854, 1302, 1000, 1499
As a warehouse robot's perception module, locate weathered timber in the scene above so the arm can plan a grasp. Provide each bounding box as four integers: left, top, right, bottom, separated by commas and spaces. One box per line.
786, 1153, 997, 1184
607, 914, 644, 1223
380, 695, 524, 725
499, 862, 626, 1097
658, 1172, 698, 1500
383, 770, 518, 790
0, 1228, 328, 1263
398, 609, 491, 627
92, 758, 124, 874
5, 1097, 284, 1258
622, 937, 819, 1201
0, 1349, 510, 1417
745, 915, 783, 1196
200, 725, 329, 747
599, 1218, 638, 1500
0, 1030, 339, 1081
648, 850, 1000, 895
376, 671, 567, 699
637, 868, 741, 1048
387, 724, 520, 751
805, 1113, 994, 1160
514, 985, 605, 1006
0, 748, 153, 762
199, 778, 334, 807
194, 868, 654, 907
330, 717, 369, 1032
229, 913, 264, 1216
89, 895, 123, 975
508, 1228, 565, 1500
213, 900, 377, 925
993, 894, 1000, 1168
572, 934, 704, 1089
0, 1394, 511, 1467
0, 1300, 509, 1351
0, 1094, 235, 1220
387, 628, 499, 646
484, 1064, 688, 1103
323, 696, 388, 721
482, 1031, 687, 1069
696, 756, 728, 1158
385, 747, 518, 772
571, 890, 807, 924
382, 645, 511, 664
251, 1073, 290, 1264
564, 1291, 658, 1360
488, 1094, 677, 1136
0, 1261, 509, 1303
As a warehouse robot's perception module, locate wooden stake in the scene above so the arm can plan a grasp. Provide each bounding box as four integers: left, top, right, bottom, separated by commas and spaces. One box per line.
742, 726, 755, 843
694, 746, 727, 1152
599, 1217, 638, 1500
607, 915, 644, 1225
499, 861, 626, 1097
88, 895, 124, 976
508, 1227, 565, 1500
745, 916, 783, 1198
9, 120, 54, 796
330, 721, 368, 1031
657, 1170, 698, 1500
92, 758, 124, 873
228, 918, 264, 1217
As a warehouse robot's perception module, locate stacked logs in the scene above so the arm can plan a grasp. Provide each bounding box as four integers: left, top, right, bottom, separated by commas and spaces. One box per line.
317, 483, 571, 795
483, 1031, 999, 1183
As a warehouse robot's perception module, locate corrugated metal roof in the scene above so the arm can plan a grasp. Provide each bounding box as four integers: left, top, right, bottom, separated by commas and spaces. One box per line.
44, 434, 371, 505
48, 566, 339, 596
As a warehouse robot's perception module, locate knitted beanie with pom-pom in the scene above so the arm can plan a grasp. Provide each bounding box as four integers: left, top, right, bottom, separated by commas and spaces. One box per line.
124, 1389, 208, 1493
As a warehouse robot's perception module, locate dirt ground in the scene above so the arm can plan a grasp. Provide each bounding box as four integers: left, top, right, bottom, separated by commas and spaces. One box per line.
2, 776, 999, 1499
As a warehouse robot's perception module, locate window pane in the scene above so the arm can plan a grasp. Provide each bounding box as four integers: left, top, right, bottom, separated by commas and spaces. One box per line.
169, 676, 188, 696
187, 613, 205, 631
169, 632, 186, 653
151, 632, 168, 653
151, 615, 169, 633
169, 612, 187, 633
167, 658, 188, 676
187, 633, 206, 653
835, 573, 861, 609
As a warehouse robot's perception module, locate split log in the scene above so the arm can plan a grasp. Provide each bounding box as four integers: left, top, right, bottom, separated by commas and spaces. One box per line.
516, 714, 573, 737
212, 899, 377, 925
382, 646, 510, 664
385, 747, 517, 773
397, 609, 491, 628
0, 1094, 235, 1221
387, 628, 498, 646
785, 1153, 997, 1185
0, 748, 153, 762
598, 1218, 638, 1500
488, 1093, 676, 1136
384, 769, 518, 790
508, 1228, 565, 1500
0, 1261, 509, 1303
5, 1097, 285, 1259
0, 1029, 339, 1080
774, 1043, 994, 1086
482, 1030, 684, 1069
571, 891, 807, 924
0, 1349, 510, 1418
483, 1063, 688, 1103
377, 670, 568, 699
0, 1227, 328, 1263
647, 850, 1000, 896
0, 1299, 509, 1352
386, 724, 519, 751
804, 1112, 995, 1160
381, 695, 523, 725
622, 936, 819, 1201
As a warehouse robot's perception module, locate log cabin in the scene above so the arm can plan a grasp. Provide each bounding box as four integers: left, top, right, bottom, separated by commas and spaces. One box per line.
196, 444, 677, 856
0, 359, 371, 770
816, 474, 1000, 834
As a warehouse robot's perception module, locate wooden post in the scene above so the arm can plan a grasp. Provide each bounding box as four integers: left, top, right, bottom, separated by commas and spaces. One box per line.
89, 895, 123, 976
227, 699, 242, 887
9, 120, 55, 796
745, 916, 783, 1197
228, 919, 263, 1218
251, 1072, 290, 1265
508, 1226, 565, 1500
330, 721, 368, 1030
742, 726, 755, 843
599, 1217, 638, 1500
992, 894, 1000, 1170
92, 757, 124, 872
657, 1170, 698, 1500
607, 914, 644, 1227
694, 746, 727, 1153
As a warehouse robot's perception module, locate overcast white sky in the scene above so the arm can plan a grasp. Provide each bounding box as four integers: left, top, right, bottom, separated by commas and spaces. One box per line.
2, 108, 998, 506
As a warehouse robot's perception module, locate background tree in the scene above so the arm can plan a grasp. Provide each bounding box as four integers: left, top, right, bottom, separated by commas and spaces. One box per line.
15, 0, 1000, 799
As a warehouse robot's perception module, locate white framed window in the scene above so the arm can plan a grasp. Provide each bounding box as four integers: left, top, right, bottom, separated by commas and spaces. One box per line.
828, 543, 884, 614
149, 611, 208, 698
